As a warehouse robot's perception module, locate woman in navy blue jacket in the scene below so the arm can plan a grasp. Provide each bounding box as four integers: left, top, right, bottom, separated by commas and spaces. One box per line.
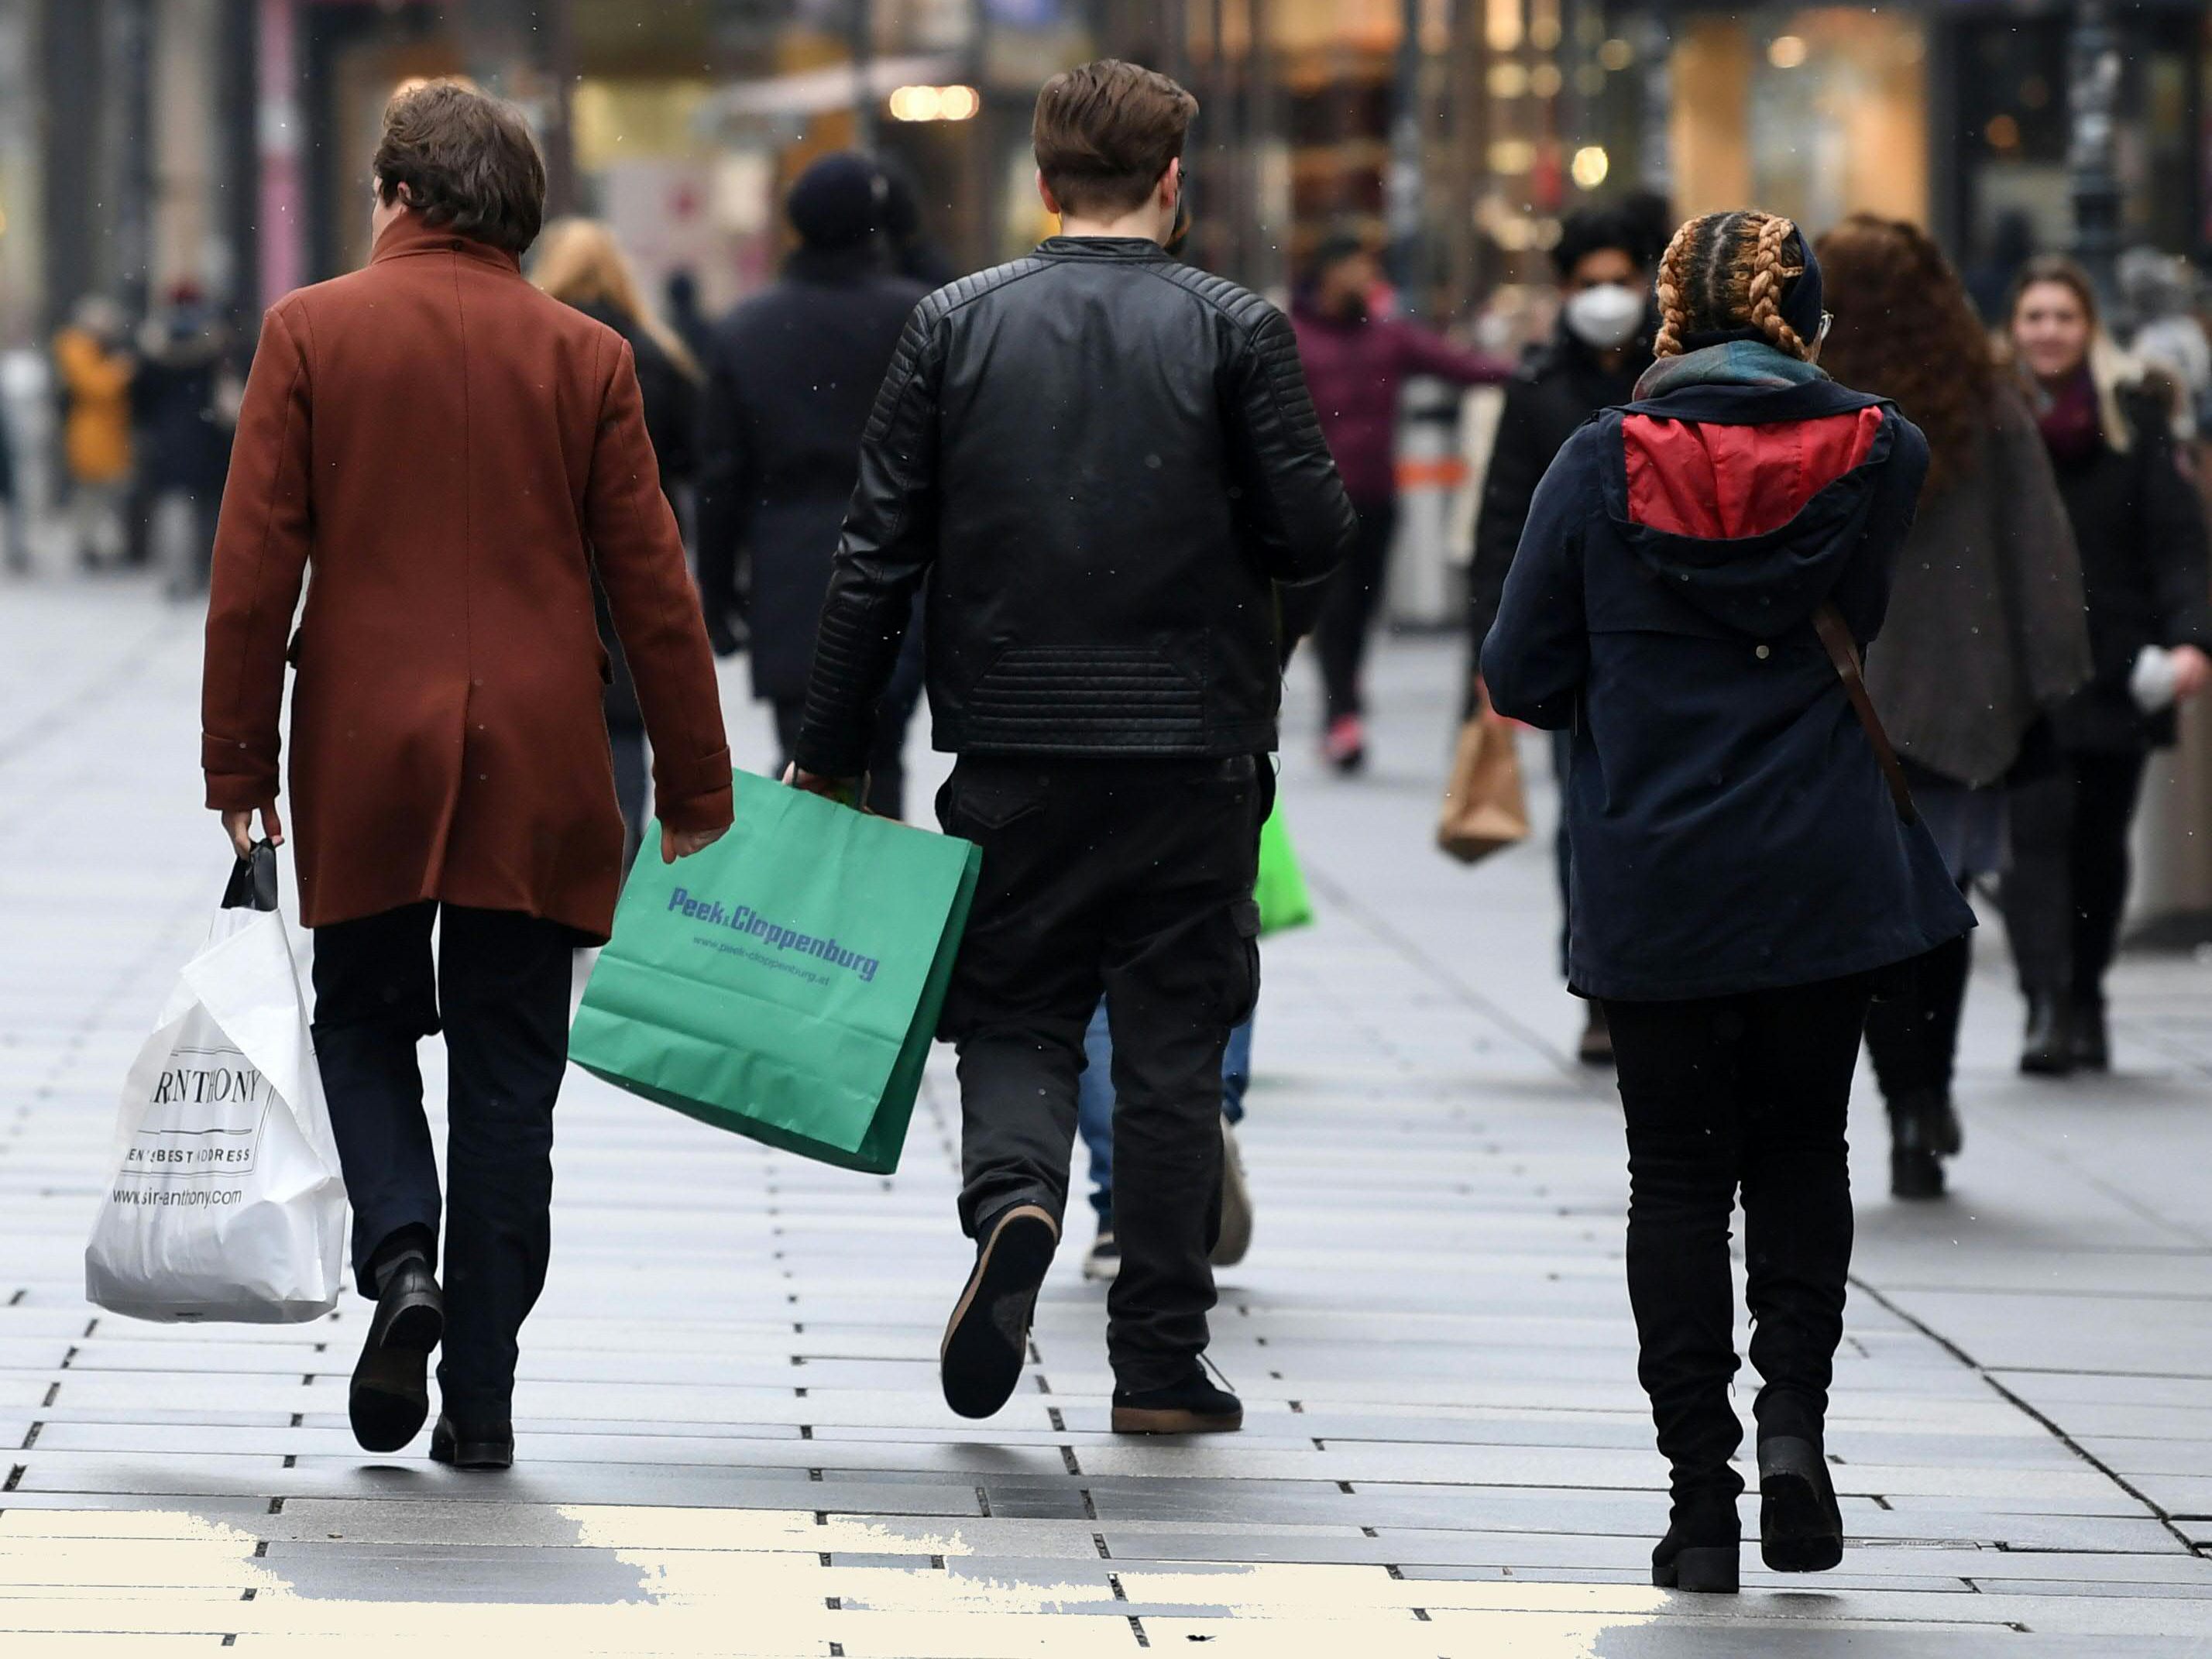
1485, 210, 1974, 1595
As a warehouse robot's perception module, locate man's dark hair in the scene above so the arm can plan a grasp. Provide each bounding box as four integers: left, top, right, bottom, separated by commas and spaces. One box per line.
1032, 60, 1198, 218
373, 80, 547, 255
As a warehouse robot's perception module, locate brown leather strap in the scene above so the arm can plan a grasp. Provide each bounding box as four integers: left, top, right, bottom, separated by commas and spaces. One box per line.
1812, 602, 1916, 824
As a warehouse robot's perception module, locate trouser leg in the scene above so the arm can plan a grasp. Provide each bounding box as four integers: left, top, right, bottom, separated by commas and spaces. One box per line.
607, 720, 649, 870
1861, 928, 1970, 1101
1551, 727, 1574, 979
936, 759, 1107, 1241
309, 903, 442, 1293
1606, 994, 1747, 1504
2001, 762, 2076, 998
1221, 1015, 1255, 1126
1075, 999, 1116, 1223
1312, 500, 1398, 723
433, 905, 574, 1423
771, 699, 806, 780
1738, 976, 1871, 1445
2067, 748, 2148, 1007
1101, 757, 1265, 1391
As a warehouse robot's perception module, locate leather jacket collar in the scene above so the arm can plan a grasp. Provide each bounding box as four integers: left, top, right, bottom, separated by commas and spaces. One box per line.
1035, 235, 1170, 262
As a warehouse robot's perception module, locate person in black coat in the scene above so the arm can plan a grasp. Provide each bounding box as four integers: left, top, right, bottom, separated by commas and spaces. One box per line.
134, 287, 237, 599
1466, 196, 1667, 1065
1486, 211, 1973, 1595
2001, 256, 2212, 1073
696, 153, 929, 817
532, 218, 705, 865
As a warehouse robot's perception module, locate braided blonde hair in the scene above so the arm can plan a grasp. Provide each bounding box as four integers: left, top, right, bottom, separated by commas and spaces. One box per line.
1652, 209, 1812, 360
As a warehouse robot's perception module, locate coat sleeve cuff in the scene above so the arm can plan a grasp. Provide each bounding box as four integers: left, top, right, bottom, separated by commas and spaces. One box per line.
652, 750, 735, 835
202, 735, 279, 810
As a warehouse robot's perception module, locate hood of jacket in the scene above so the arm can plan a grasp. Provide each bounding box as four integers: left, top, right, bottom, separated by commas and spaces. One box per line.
1601, 343, 1898, 639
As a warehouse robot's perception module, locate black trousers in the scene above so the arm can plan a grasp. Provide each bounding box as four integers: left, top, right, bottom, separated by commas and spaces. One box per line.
609, 718, 648, 871
311, 903, 575, 1423
2001, 747, 2150, 1005
937, 754, 1268, 1391
1312, 499, 1399, 723
1604, 974, 1873, 1505
1863, 902, 1972, 1102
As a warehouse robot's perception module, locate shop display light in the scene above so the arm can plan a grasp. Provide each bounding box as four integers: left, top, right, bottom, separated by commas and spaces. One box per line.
888, 84, 981, 123
1767, 34, 1808, 69
1571, 145, 1610, 191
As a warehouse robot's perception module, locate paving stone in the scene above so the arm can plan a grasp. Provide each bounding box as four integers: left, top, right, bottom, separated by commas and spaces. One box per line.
2, 597, 2210, 1647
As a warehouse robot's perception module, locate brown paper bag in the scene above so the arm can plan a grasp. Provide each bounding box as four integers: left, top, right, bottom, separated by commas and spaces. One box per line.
1436, 702, 1531, 864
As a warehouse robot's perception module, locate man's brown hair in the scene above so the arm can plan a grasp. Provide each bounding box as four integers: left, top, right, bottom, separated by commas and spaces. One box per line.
373, 80, 547, 255
1032, 60, 1197, 218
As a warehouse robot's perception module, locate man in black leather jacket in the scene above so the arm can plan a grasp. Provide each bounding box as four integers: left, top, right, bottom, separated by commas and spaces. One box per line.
793, 60, 1353, 1435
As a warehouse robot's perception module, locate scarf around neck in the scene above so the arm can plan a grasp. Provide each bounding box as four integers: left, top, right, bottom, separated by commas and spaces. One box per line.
2032, 366, 2103, 465
1633, 339, 1829, 403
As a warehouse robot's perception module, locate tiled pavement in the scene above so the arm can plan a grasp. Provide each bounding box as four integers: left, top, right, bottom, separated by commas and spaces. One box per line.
3, 577, 2210, 1655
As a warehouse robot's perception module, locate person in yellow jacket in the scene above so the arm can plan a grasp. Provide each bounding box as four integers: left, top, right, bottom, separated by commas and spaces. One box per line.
53, 297, 136, 568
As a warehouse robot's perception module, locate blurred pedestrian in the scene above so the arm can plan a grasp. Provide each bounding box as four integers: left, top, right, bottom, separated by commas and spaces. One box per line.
2119, 248, 2212, 437
1293, 230, 1507, 771
133, 285, 237, 599
696, 152, 929, 816
1816, 216, 2090, 1200
1999, 257, 2212, 1074
0, 375, 17, 575
661, 269, 716, 373
879, 156, 958, 288
202, 81, 732, 1472
53, 297, 136, 570
1466, 196, 1669, 1066
1486, 210, 1973, 1593
791, 60, 1351, 1434
533, 217, 705, 864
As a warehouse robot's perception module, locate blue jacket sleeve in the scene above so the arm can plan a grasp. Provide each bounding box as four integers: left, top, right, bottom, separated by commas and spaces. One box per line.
1481, 429, 1592, 730
1829, 410, 1929, 649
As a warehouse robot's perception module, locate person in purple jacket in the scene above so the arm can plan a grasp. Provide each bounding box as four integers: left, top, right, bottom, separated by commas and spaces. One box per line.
1292, 232, 1509, 770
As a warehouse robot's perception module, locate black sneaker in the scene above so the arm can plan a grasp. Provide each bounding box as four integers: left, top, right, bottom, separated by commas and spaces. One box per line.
429, 1416, 514, 1472
1759, 1435, 1845, 1573
1111, 1365, 1243, 1435
349, 1254, 444, 1455
1081, 1224, 1120, 1284
941, 1204, 1057, 1420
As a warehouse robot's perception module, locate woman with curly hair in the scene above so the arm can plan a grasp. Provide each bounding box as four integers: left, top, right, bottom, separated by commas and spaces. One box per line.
1815, 216, 2090, 1200
2001, 256, 2212, 1076
1485, 209, 1973, 1593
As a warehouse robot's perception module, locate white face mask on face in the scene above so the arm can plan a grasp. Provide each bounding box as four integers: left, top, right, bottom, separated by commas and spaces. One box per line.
1563, 282, 1646, 350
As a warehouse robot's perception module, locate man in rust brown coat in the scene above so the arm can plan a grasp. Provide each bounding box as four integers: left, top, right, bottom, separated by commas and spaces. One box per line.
201, 82, 733, 1469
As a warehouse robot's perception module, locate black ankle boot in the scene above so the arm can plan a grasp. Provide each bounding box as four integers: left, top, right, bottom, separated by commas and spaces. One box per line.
1759, 1435, 1845, 1572
1650, 1492, 1740, 1594
1887, 1096, 1946, 1201
2069, 998, 2110, 1071
2020, 994, 2076, 1077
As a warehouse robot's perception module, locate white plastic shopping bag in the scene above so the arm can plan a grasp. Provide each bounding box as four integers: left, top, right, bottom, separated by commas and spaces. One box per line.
85, 843, 347, 1322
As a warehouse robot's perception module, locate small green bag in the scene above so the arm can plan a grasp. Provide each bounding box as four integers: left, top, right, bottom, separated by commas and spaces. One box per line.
1254, 804, 1314, 936
569, 771, 981, 1174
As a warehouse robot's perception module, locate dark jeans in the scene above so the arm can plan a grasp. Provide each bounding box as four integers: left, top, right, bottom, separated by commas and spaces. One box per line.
311, 903, 575, 1423
1863, 922, 1971, 1102
2001, 747, 2150, 1006
609, 719, 648, 871
1313, 499, 1399, 723
937, 753, 1269, 1390
1605, 973, 1874, 1505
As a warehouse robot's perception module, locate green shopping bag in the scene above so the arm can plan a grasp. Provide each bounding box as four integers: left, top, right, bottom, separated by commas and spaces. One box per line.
1254, 804, 1314, 936
569, 771, 981, 1174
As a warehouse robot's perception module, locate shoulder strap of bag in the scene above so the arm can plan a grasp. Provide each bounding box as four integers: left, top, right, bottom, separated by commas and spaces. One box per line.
1812, 602, 1917, 825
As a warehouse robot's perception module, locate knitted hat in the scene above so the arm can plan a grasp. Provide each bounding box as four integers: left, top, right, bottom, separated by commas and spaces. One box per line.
787, 153, 887, 249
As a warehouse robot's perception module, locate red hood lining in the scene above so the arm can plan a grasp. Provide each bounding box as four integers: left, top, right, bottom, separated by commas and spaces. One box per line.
1622, 407, 1884, 541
